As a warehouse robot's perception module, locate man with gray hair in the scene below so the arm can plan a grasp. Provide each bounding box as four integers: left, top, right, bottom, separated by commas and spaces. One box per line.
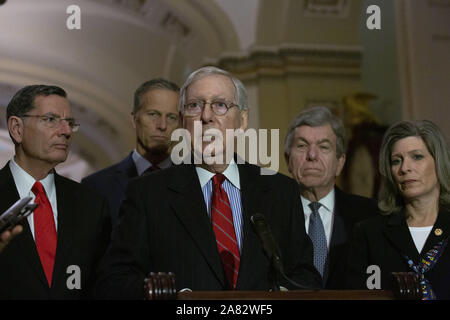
82, 78, 180, 227
284, 106, 377, 289
94, 66, 321, 298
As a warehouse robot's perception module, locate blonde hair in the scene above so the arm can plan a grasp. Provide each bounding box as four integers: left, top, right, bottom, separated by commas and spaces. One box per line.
378, 120, 450, 214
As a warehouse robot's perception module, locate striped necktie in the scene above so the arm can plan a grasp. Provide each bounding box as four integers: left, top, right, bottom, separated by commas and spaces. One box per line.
211, 173, 240, 289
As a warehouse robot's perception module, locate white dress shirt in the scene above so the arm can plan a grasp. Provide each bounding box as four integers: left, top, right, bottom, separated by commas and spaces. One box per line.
409, 226, 433, 253
302, 188, 335, 248
9, 158, 58, 240
132, 149, 172, 176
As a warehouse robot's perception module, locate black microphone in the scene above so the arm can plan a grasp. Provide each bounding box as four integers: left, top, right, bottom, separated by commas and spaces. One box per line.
250, 213, 284, 275
250, 213, 311, 290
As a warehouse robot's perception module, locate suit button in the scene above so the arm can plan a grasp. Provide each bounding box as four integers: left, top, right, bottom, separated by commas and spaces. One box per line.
434, 228, 443, 236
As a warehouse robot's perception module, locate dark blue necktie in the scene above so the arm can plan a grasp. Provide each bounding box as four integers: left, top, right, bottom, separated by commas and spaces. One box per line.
308, 202, 328, 279
142, 165, 160, 176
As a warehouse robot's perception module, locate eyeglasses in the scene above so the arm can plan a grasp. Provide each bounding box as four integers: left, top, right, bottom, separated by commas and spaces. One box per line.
21, 114, 80, 132
183, 99, 239, 116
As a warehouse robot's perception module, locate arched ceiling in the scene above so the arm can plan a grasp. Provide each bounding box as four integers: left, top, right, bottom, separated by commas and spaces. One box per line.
0, 0, 367, 180
0, 0, 250, 173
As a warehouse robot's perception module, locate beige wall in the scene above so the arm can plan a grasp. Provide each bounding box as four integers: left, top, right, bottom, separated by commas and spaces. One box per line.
219, 0, 366, 176
255, 73, 362, 175
396, 0, 450, 140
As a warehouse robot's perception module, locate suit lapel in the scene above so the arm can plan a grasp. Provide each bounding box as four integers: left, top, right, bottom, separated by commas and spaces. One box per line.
330, 188, 352, 249
0, 164, 21, 218
114, 153, 138, 193
327, 188, 349, 279
51, 173, 78, 287
236, 163, 270, 288
383, 211, 420, 261
167, 163, 271, 288
0, 164, 48, 287
421, 210, 450, 255
167, 165, 227, 287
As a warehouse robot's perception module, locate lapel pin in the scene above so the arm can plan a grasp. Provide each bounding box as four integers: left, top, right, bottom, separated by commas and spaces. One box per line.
434, 228, 443, 236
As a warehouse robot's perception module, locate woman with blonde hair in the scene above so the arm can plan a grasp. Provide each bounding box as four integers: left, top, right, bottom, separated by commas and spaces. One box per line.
346, 120, 450, 299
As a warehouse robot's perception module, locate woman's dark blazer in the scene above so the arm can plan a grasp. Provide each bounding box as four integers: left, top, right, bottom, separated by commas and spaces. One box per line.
346, 209, 450, 299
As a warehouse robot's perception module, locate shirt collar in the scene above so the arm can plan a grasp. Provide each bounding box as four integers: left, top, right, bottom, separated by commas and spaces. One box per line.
195, 158, 241, 190
132, 149, 172, 176
301, 188, 335, 214
9, 157, 55, 199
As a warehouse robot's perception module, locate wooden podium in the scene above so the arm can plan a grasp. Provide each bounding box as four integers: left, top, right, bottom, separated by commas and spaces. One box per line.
177, 289, 395, 300
144, 272, 422, 300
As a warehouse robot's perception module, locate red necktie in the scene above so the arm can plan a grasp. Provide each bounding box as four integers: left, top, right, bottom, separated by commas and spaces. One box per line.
211, 173, 240, 289
32, 181, 57, 287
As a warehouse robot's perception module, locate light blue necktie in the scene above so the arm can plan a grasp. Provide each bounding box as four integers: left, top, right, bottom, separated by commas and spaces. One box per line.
308, 202, 328, 280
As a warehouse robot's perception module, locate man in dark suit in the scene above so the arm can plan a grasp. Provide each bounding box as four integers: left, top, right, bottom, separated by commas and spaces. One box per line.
284, 106, 378, 289
82, 79, 180, 227
94, 67, 321, 298
0, 85, 111, 299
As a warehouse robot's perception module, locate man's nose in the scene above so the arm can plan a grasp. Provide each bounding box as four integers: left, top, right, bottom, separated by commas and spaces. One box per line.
306, 145, 317, 161
156, 116, 167, 130
58, 119, 73, 137
200, 103, 214, 123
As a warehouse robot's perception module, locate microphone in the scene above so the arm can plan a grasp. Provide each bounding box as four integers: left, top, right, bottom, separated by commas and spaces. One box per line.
250, 213, 284, 275
250, 213, 311, 290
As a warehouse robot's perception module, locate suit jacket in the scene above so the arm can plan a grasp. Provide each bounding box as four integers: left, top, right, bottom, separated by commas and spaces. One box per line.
0, 164, 111, 299
94, 162, 322, 299
346, 210, 450, 299
82, 153, 137, 227
322, 187, 378, 289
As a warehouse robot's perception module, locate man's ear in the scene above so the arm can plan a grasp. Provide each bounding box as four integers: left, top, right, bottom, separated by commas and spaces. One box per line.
7, 116, 24, 144
336, 154, 346, 177
239, 109, 248, 131
285, 152, 293, 175
130, 112, 137, 129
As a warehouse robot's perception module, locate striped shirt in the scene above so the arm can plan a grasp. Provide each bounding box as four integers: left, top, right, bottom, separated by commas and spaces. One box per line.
195, 160, 243, 252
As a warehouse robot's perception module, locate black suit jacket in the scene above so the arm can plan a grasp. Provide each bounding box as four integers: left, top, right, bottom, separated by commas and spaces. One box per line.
346, 210, 450, 299
94, 162, 322, 299
0, 164, 111, 299
322, 187, 378, 289
81, 153, 137, 228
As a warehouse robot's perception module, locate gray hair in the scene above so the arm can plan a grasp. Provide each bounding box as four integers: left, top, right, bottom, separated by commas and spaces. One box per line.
178, 66, 248, 113
378, 120, 450, 214
284, 106, 346, 158
133, 78, 179, 114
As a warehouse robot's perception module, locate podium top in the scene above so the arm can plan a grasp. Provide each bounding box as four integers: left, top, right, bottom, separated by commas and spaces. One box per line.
177, 290, 395, 300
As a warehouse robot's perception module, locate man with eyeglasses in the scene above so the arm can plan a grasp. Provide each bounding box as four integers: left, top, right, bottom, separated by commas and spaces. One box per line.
81, 79, 180, 228
94, 67, 321, 298
0, 85, 111, 299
